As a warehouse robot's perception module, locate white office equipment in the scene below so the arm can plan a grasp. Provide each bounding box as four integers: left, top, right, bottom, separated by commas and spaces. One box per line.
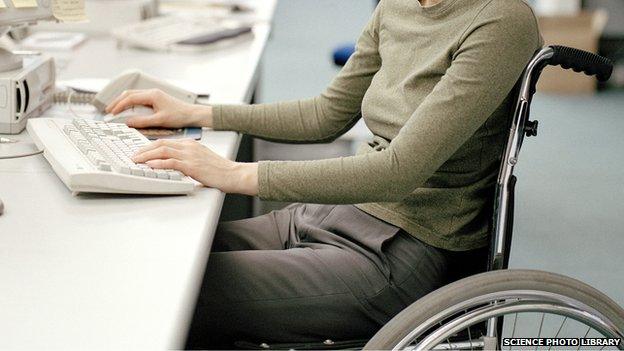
0, 0, 86, 134
0, 55, 56, 134
92, 70, 199, 111
0, 0, 55, 71
20, 31, 87, 51
27, 117, 197, 194
111, 15, 253, 52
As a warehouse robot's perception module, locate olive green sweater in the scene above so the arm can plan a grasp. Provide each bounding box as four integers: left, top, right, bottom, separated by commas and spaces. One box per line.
213, 0, 542, 250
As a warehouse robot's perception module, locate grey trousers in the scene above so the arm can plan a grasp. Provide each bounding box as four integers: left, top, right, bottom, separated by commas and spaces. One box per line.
185, 204, 488, 349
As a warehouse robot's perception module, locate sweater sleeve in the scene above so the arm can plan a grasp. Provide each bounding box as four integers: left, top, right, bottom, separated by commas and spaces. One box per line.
211, 4, 383, 143
256, 3, 541, 203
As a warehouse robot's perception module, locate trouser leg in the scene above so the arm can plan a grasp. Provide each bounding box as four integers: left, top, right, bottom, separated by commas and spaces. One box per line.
211, 205, 296, 252
186, 204, 389, 349
185, 245, 383, 349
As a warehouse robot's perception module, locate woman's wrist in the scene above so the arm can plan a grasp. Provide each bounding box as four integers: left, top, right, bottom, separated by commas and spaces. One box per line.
187, 104, 214, 128
232, 162, 259, 196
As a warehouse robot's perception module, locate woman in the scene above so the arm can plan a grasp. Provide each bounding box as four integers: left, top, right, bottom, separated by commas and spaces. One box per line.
107, 0, 542, 347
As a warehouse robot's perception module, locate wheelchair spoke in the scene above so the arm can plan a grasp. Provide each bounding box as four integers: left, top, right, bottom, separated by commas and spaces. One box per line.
535, 313, 545, 350
508, 313, 518, 351
547, 316, 567, 351
575, 326, 591, 351
511, 313, 518, 338
466, 322, 473, 351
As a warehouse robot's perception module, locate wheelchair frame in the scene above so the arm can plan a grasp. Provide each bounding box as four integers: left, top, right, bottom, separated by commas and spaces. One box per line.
485, 45, 613, 346
484, 45, 555, 346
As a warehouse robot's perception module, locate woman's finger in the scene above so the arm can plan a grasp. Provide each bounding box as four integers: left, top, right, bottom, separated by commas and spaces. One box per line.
132, 145, 184, 163
126, 111, 164, 128
145, 159, 186, 172
105, 90, 130, 113
108, 91, 157, 115
105, 89, 142, 113
134, 139, 187, 157
133, 139, 164, 155
108, 91, 152, 115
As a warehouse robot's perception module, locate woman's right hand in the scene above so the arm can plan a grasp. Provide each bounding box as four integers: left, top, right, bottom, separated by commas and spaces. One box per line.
105, 89, 213, 129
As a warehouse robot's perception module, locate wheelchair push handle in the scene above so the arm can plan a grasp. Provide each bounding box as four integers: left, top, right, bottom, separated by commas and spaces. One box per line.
548, 45, 613, 82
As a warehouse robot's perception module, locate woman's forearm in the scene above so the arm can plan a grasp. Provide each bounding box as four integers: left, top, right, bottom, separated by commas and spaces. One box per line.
209, 99, 362, 143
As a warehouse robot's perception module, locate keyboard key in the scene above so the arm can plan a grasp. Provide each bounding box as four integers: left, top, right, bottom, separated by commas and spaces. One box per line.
130, 167, 144, 176
155, 170, 169, 179
168, 171, 182, 180
144, 169, 157, 178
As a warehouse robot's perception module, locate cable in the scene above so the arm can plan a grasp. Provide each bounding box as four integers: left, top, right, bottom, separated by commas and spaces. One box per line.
0, 140, 43, 159
54, 88, 97, 119
67, 90, 81, 118
0, 148, 43, 159
67, 90, 86, 119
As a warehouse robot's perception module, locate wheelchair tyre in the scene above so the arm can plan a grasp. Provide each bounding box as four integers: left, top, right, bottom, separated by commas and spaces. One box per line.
364, 269, 624, 350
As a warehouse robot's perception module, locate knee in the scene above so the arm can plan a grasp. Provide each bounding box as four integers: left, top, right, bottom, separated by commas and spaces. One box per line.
211, 221, 244, 252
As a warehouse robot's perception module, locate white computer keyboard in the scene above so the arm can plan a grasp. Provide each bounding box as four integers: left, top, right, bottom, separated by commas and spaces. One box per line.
27, 118, 197, 195
111, 15, 253, 52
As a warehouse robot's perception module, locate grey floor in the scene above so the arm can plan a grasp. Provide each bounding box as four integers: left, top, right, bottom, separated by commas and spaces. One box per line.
256, 0, 624, 308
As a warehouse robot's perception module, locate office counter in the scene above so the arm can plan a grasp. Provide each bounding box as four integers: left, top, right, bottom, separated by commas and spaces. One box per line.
0, 6, 275, 349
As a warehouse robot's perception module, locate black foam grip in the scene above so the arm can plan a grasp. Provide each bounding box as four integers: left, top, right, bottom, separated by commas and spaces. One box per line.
549, 45, 614, 82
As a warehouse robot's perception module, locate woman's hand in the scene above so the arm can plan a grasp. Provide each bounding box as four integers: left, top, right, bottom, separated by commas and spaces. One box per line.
131, 139, 258, 195
105, 89, 213, 129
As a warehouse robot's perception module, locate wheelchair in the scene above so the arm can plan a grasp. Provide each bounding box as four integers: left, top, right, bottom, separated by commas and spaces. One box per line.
363, 46, 624, 350
239, 46, 623, 350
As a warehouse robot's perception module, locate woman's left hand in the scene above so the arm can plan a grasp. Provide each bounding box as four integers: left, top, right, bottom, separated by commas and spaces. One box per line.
132, 139, 258, 195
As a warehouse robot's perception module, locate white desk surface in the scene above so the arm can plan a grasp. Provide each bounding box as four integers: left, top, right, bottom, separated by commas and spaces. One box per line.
0, 4, 275, 349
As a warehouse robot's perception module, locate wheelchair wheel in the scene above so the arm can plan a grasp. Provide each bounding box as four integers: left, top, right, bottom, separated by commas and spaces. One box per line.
365, 269, 624, 350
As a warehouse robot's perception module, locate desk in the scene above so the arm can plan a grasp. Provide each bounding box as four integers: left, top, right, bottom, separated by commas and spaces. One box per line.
0, 3, 276, 348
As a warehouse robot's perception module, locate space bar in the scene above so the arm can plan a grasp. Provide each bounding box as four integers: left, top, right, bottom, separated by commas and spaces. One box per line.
175, 27, 252, 45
